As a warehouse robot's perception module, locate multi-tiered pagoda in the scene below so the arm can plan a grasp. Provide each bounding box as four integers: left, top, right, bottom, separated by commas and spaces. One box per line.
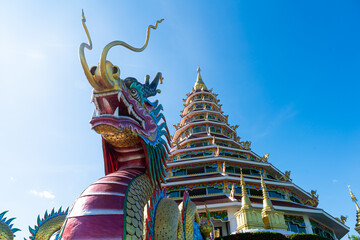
164, 68, 349, 239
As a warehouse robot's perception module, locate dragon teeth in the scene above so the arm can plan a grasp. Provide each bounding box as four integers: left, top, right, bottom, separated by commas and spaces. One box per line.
117, 92, 122, 102
141, 120, 145, 129
113, 107, 119, 116
128, 105, 133, 115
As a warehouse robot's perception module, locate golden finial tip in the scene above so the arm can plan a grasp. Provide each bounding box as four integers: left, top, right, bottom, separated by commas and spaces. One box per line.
82, 9, 86, 21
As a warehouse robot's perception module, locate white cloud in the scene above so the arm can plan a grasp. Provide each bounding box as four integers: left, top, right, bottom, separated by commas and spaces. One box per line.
9, 177, 15, 181
24, 49, 47, 61
332, 179, 338, 183
30, 190, 55, 199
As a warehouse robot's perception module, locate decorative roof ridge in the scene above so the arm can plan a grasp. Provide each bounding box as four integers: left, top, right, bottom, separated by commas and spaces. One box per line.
173, 121, 233, 136
172, 121, 235, 140
180, 109, 225, 119
183, 91, 220, 106
181, 100, 222, 115
163, 175, 313, 202
170, 144, 253, 155
171, 134, 241, 148
186, 87, 216, 99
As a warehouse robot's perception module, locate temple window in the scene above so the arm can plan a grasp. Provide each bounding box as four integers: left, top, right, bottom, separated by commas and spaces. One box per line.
195, 103, 203, 110
173, 169, 186, 176
205, 165, 217, 173
189, 188, 206, 196
192, 125, 206, 133
233, 167, 241, 174
239, 153, 248, 159
205, 104, 212, 110
208, 114, 216, 120
168, 191, 180, 198
247, 188, 262, 197
216, 141, 229, 147
203, 94, 211, 100
207, 187, 223, 195
195, 94, 202, 100
225, 166, 235, 173
310, 220, 335, 240
235, 187, 242, 194
267, 174, 276, 180
290, 196, 301, 204
187, 167, 205, 175
268, 191, 286, 199
250, 169, 260, 176
284, 216, 306, 234
194, 114, 205, 121
189, 140, 208, 148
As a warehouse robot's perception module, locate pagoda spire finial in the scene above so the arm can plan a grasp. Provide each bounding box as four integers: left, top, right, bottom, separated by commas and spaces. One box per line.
240, 169, 252, 209
348, 185, 360, 212
261, 172, 274, 211
348, 185, 360, 234
194, 66, 207, 90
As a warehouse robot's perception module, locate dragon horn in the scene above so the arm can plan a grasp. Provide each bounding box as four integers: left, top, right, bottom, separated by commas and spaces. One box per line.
79, 10, 102, 90
99, 19, 164, 91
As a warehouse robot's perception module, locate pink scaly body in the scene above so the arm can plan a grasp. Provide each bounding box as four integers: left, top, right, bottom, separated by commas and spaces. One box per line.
60, 145, 146, 240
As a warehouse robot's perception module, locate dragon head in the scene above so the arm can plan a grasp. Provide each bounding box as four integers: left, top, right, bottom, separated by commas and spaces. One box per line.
90, 69, 168, 148
79, 12, 169, 184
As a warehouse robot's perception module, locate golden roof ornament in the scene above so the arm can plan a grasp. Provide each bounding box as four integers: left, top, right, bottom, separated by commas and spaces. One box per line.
348, 185, 360, 234
193, 66, 207, 90
230, 184, 235, 199
348, 185, 360, 211
261, 173, 274, 211
240, 169, 252, 209
262, 153, 270, 162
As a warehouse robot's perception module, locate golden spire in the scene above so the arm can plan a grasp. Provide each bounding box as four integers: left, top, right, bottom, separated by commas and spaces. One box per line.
240, 169, 252, 209
193, 66, 207, 90
261, 173, 274, 211
348, 185, 360, 212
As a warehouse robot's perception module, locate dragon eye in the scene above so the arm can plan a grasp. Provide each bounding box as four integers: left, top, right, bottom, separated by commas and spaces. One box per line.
130, 89, 137, 94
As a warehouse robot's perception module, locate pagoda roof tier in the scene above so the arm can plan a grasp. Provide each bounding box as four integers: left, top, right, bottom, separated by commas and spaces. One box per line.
183, 91, 220, 106
179, 195, 348, 239
170, 144, 255, 156
171, 134, 244, 151
172, 121, 237, 141
182, 100, 222, 116
163, 174, 312, 200
167, 157, 285, 180
179, 110, 227, 126
172, 194, 315, 210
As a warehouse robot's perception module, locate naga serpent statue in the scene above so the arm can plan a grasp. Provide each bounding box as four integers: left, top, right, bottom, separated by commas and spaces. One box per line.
0, 12, 213, 240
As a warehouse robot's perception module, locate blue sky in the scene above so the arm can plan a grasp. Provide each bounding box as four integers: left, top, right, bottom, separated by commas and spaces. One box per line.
0, 1, 359, 239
